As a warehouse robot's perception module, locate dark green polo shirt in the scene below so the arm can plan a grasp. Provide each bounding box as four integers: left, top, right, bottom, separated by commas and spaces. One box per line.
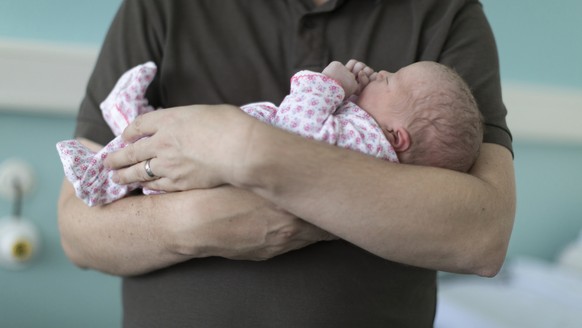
75, 0, 512, 327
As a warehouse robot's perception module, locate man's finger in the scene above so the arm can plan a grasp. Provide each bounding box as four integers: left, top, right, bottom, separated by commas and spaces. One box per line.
105, 137, 155, 170
112, 158, 158, 185
122, 111, 160, 143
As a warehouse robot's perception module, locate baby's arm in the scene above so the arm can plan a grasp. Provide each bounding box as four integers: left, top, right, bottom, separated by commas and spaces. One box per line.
257, 70, 397, 162
322, 61, 358, 97
270, 71, 344, 138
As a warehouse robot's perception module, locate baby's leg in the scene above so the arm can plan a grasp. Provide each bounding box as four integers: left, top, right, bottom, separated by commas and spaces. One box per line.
56, 137, 137, 206
100, 62, 157, 136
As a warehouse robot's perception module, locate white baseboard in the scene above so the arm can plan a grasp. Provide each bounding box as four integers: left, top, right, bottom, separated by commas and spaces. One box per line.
1, 38, 581, 143
0, 38, 98, 116
503, 82, 582, 144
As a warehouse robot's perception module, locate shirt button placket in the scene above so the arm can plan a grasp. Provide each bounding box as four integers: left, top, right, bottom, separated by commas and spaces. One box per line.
294, 14, 327, 72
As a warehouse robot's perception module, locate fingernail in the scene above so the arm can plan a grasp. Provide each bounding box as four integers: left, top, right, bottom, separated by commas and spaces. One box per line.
111, 173, 119, 183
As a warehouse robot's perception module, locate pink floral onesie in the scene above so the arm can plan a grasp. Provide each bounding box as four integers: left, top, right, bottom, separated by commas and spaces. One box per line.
56, 62, 158, 207
57, 63, 398, 207
240, 70, 399, 162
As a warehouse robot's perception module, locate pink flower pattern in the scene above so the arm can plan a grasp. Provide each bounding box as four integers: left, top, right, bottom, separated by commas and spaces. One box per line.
241, 71, 399, 162
57, 66, 398, 207
56, 62, 158, 206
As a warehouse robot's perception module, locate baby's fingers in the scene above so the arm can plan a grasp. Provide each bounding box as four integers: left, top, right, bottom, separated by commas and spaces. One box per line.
352, 61, 367, 75
346, 59, 367, 75
361, 65, 374, 78
346, 59, 358, 71
356, 71, 370, 95
350, 60, 373, 75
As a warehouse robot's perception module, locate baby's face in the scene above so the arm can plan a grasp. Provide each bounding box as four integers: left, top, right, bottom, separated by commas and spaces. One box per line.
356, 62, 436, 134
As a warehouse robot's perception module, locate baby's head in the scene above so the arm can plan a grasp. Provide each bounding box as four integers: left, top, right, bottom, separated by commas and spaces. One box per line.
357, 61, 483, 172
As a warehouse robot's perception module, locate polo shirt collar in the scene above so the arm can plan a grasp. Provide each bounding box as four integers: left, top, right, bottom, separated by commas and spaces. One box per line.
299, 0, 346, 13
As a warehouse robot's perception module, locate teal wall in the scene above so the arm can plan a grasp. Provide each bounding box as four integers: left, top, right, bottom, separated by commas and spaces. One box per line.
483, 1, 582, 88
0, 1, 123, 327
481, 0, 582, 257
0, 112, 121, 328
511, 141, 582, 260
0, 1, 581, 327
0, 0, 120, 44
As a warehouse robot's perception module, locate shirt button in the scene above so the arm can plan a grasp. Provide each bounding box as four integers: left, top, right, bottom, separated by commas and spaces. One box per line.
303, 18, 316, 29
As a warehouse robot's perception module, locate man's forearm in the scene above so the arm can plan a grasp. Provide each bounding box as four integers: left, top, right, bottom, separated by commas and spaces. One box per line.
95, 105, 515, 276
58, 177, 333, 276
58, 179, 194, 276
235, 120, 516, 276
58, 180, 271, 276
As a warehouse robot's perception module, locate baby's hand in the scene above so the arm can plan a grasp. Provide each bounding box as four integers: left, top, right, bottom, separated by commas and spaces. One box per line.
346, 59, 375, 95
322, 61, 358, 97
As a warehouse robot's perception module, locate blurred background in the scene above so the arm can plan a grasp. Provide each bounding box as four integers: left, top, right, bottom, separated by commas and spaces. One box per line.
0, 1, 581, 327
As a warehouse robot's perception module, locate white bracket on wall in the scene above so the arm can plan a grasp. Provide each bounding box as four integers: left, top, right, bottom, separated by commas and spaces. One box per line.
0, 158, 36, 201
0, 158, 40, 270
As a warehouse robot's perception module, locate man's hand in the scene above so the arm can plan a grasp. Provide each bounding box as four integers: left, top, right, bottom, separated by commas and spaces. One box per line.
104, 105, 253, 192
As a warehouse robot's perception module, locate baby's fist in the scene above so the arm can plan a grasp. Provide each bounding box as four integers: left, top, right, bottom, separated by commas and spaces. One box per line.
322, 61, 358, 97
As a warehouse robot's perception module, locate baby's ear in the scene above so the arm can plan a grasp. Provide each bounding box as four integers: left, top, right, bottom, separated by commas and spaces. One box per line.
391, 128, 411, 153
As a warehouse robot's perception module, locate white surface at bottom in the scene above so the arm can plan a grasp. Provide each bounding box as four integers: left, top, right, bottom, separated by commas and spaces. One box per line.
435, 257, 582, 328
